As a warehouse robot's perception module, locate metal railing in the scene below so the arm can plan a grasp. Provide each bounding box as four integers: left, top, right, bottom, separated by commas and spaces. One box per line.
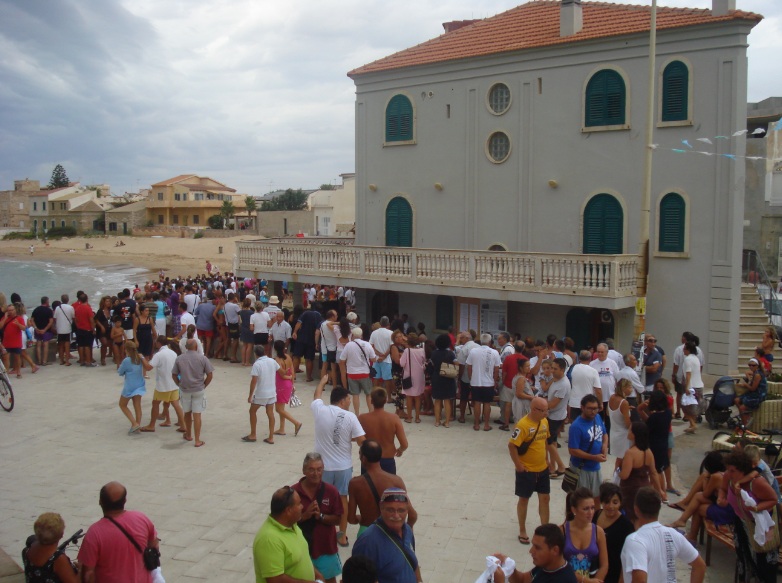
742, 249, 779, 321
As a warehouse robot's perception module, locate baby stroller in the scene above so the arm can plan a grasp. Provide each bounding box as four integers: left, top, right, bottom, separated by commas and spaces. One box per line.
704, 376, 737, 429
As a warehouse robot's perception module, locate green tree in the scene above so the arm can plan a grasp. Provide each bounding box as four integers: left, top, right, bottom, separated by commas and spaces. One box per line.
208, 214, 223, 229
244, 195, 257, 213
319, 183, 336, 190
48, 164, 69, 189
260, 188, 309, 211
220, 200, 235, 220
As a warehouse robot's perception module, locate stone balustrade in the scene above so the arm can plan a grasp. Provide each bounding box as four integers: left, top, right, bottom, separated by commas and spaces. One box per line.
236, 239, 638, 299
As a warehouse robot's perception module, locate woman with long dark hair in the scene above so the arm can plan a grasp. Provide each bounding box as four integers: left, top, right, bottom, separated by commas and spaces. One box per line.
593, 483, 633, 583
430, 334, 457, 427
272, 340, 302, 436
619, 421, 663, 521
637, 389, 673, 503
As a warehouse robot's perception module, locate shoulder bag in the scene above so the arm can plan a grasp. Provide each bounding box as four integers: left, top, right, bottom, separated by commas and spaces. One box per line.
354, 339, 377, 378
439, 352, 459, 379
516, 420, 542, 456
58, 305, 76, 334
105, 516, 160, 571
562, 420, 597, 494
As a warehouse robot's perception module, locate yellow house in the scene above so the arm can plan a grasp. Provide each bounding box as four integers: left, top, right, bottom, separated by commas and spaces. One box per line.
146, 174, 246, 227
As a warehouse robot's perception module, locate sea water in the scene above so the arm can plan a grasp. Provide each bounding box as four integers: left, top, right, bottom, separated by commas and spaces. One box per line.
0, 258, 152, 309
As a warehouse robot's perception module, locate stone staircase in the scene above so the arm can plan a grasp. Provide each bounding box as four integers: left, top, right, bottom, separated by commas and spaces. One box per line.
739, 284, 772, 367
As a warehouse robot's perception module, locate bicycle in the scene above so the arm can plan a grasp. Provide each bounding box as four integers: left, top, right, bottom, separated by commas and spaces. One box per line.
0, 356, 14, 412
709, 413, 782, 472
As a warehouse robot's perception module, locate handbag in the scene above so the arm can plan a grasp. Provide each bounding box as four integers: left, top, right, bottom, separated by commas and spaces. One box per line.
401, 349, 413, 390
439, 361, 459, 379
562, 420, 598, 494
106, 516, 160, 571
289, 392, 302, 408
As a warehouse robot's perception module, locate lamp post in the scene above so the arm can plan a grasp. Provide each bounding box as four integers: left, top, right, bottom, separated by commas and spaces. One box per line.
634, 0, 657, 339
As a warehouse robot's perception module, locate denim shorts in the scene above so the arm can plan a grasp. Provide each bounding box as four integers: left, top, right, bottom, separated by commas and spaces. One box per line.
323, 468, 352, 495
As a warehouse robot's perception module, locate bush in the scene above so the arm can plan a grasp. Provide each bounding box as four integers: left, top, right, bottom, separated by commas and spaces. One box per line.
145, 220, 154, 227
193, 231, 204, 239
208, 215, 223, 229
3, 231, 36, 241
46, 226, 78, 238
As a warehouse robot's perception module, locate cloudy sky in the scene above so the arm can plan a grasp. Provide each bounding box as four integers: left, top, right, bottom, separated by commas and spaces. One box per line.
0, 0, 779, 196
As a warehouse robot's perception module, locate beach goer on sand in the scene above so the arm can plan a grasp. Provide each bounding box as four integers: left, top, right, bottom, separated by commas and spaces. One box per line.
110, 316, 125, 366
0, 304, 39, 377
244, 345, 279, 444
53, 294, 75, 366
172, 338, 213, 448
140, 335, 185, 433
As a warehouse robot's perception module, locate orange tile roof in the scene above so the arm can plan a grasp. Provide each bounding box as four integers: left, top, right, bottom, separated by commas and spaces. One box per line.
151, 174, 197, 186
348, 1, 762, 78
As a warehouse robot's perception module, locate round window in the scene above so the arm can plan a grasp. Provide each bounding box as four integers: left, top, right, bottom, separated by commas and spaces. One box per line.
488, 83, 511, 115
487, 132, 511, 163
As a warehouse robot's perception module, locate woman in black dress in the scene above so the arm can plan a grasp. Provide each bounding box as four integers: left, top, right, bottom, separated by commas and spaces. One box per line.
593, 483, 634, 583
638, 389, 673, 504
134, 304, 154, 360
430, 334, 456, 427
95, 295, 113, 366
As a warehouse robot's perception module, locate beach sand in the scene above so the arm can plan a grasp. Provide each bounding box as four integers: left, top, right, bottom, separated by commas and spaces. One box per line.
0, 234, 261, 277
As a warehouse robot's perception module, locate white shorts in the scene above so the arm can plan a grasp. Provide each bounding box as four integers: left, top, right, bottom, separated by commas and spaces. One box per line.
181, 390, 207, 413
252, 396, 276, 406
155, 319, 166, 337
124, 329, 134, 340
499, 385, 514, 404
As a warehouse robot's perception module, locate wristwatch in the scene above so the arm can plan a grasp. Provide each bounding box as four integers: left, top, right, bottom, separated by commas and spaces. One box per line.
317, 513, 324, 521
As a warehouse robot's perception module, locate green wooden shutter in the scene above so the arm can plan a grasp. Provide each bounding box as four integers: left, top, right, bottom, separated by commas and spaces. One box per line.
386, 197, 412, 247
386, 95, 413, 142
658, 193, 685, 252
583, 194, 623, 254
662, 61, 688, 122
585, 70, 626, 127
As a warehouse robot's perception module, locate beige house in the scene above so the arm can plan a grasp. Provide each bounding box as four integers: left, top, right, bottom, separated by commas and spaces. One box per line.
146, 175, 246, 227
0, 179, 39, 230
308, 173, 356, 236
105, 200, 148, 235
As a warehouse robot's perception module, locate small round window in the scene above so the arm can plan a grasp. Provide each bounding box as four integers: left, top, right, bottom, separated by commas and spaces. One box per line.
487, 132, 511, 163
488, 83, 511, 115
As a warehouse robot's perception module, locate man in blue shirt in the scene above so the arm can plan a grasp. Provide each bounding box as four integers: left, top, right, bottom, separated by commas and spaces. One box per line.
352, 488, 420, 583
567, 394, 607, 507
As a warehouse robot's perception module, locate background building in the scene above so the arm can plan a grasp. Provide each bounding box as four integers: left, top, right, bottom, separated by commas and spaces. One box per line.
146, 174, 246, 227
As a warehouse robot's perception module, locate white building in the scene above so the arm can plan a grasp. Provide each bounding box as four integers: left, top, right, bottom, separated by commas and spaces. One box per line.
236, 0, 761, 375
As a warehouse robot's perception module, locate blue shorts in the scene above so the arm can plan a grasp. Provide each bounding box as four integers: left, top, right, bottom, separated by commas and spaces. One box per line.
373, 361, 392, 381
323, 468, 352, 495
379, 458, 396, 474
313, 553, 342, 579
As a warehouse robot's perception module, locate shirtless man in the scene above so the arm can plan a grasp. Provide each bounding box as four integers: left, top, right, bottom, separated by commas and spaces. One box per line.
347, 440, 417, 537
358, 388, 408, 475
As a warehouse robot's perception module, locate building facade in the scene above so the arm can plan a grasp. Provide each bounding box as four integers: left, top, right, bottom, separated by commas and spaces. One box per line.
0, 179, 39, 230
236, 0, 760, 375
146, 175, 246, 227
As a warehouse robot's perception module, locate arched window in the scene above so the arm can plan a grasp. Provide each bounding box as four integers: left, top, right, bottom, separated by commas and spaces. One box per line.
435, 296, 454, 330
42, 220, 47, 229
385, 197, 413, 247
585, 70, 626, 127
583, 194, 623, 254
662, 61, 689, 122
385, 95, 414, 142
658, 193, 686, 252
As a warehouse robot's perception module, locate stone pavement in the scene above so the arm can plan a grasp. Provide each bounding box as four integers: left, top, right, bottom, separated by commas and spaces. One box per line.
0, 361, 735, 582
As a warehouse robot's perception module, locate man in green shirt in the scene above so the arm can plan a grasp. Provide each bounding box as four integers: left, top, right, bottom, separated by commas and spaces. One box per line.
254, 486, 324, 583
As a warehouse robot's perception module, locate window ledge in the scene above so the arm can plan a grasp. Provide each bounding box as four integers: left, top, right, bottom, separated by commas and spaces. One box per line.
657, 120, 693, 128
581, 124, 630, 133
383, 140, 416, 147
653, 251, 689, 259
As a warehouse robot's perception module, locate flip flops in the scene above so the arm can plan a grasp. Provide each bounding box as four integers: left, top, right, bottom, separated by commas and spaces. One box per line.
518, 535, 530, 545
241, 436, 257, 442
337, 532, 349, 547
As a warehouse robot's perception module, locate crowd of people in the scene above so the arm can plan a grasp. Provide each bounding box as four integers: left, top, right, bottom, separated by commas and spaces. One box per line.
5, 267, 780, 583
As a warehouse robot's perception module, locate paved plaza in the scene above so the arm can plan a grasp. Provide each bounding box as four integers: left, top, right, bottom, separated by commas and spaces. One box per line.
0, 361, 735, 582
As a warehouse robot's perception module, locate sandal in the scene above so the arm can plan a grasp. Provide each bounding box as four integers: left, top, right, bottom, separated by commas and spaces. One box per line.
518, 535, 530, 545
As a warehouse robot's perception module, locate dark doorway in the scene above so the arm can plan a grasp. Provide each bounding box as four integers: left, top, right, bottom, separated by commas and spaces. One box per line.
565, 308, 590, 352
371, 291, 399, 323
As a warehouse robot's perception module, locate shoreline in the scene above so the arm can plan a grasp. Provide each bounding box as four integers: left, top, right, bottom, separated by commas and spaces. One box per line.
0, 234, 256, 278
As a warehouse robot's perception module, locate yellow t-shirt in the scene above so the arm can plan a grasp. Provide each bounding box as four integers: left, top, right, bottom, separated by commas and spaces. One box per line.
509, 416, 549, 473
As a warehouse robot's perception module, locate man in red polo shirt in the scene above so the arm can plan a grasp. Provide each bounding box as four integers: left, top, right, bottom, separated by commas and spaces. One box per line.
73, 292, 97, 367
499, 341, 528, 430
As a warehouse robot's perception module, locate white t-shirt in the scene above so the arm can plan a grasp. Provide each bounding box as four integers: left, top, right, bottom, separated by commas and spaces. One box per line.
249, 311, 270, 334
54, 303, 75, 335
499, 343, 515, 363
251, 356, 280, 400
569, 363, 601, 408
590, 358, 619, 402
311, 399, 365, 471
340, 339, 376, 375
183, 293, 199, 314
683, 353, 704, 389
673, 344, 704, 382
270, 320, 292, 343
320, 320, 339, 352
615, 366, 644, 398
149, 346, 178, 393
456, 340, 477, 382
369, 327, 394, 364
547, 377, 571, 421
224, 301, 240, 325
607, 349, 625, 370
466, 345, 501, 388
179, 311, 195, 331
179, 336, 204, 355
621, 522, 699, 583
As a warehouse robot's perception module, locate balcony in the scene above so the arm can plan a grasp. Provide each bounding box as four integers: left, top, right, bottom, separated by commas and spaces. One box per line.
235, 238, 639, 308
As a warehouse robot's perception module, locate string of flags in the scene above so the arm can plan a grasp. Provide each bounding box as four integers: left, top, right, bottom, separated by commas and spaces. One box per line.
652, 124, 782, 163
